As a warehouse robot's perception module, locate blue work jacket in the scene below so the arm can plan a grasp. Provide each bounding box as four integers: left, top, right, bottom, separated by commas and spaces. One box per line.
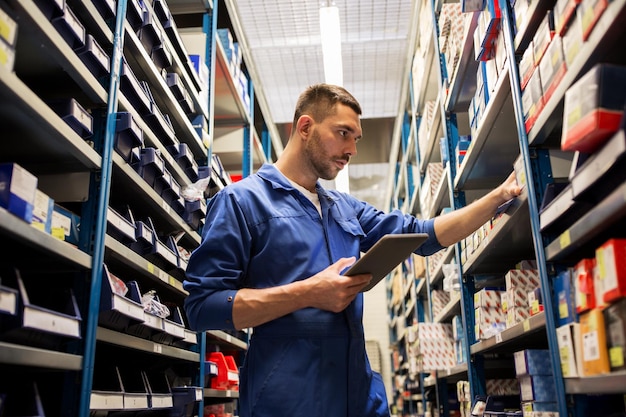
184, 164, 444, 417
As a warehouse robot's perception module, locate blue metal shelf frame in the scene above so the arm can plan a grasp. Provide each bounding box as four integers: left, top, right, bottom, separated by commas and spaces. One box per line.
499, 1, 567, 416
77, 1, 128, 415
429, 1, 475, 414
243, 78, 254, 178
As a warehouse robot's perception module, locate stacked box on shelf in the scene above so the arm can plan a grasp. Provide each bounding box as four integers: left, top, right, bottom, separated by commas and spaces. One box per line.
31, 189, 54, 234
603, 297, 626, 372
438, 2, 464, 80
0, 163, 38, 223
561, 64, 626, 154
503, 268, 540, 328
432, 290, 451, 318
452, 314, 467, 365
473, 0, 501, 61
474, 288, 506, 340
515, 349, 558, 413
417, 100, 437, 157
419, 162, 444, 213
416, 323, 456, 371
456, 135, 471, 169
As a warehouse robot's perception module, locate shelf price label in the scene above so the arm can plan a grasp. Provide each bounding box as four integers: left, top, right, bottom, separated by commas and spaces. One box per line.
495, 332, 503, 344
559, 230, 571, 250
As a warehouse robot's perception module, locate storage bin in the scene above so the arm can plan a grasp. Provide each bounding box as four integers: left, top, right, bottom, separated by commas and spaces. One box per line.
118, 367, 149, 409
33, 0, 64, 19
106, 206, 136, 244
0, 269, 82, 350
168, 143, 199, 181
51, 3, 85, 49
171, 386, 202, 417
125, 281, 166, 340
183, 199, 206, 231
46, 98, 93, 139
90, 365, 124, 410
144, 101, 176, 145
98, 264, 145, 332
75, 34, 110, 79
114, 112, 144, 162
132, 147, 165, 189
120, 58, 151, 114
143, 370, 173, 408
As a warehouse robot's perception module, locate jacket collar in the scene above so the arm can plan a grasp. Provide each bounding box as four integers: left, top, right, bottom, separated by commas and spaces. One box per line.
256, 164, 339, 203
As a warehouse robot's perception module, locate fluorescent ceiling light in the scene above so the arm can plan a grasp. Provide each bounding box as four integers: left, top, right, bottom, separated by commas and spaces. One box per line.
320, 3, 349, 193
319, 3, 343, 86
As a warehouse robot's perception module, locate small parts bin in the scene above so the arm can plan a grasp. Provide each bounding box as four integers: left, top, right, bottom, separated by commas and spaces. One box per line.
207, 352, 239, 391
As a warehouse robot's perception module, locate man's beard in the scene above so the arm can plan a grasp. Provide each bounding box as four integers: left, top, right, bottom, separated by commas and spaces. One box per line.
304, 129, 349, 181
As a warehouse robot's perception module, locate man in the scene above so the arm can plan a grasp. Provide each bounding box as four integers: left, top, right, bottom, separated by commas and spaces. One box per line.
183, 84, 521, 416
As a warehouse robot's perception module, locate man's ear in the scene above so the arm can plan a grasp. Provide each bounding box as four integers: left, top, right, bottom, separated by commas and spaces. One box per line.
296, 115, 313, 139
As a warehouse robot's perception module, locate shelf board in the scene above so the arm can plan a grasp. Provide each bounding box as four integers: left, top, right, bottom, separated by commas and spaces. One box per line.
105, 235, 188, 295
514, 0, 557, 53
0, 341, 82, 370
565, 370, 626, 394
471, 311, 546, 355
462, 190, 536, 275
97, 327, 200, 362
0, 207, 92, 270
110, 153, 201, 247
528, 0, 626, 147
8, 0, 108, 105
429, 246, 456, 288
436, 363, 468, 382
168, 0, 213, 14
204, 388, 239, 399
123, 23, 203, 154
545, 179, 626, 262
433, 293, 461, 323
0, 67, 101, 173
418, 95, 443, 174
206, 330, 248, 350
454, 67, 519, 190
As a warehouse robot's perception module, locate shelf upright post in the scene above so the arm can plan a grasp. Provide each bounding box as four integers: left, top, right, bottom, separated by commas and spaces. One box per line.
76, 1, 128, 416
498, 0, 567, 416
243, 77, 254, 178
261, 123, 272, 162
204, 4, 219, 167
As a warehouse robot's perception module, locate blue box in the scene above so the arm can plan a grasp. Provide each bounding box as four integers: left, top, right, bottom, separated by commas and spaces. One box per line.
554, 269, 577, 326
0, 163, 37, 223
183, 199, 206, 231
519, 375, 557, 402
51, 204, 80, 245
514, 349, 553, 376
126, 0, 144, 31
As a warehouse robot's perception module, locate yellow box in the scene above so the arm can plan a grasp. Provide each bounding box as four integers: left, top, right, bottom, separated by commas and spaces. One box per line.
579, 309, 610, 375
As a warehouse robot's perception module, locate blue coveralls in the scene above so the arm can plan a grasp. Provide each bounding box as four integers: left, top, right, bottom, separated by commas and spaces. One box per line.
183, 164, 444, 417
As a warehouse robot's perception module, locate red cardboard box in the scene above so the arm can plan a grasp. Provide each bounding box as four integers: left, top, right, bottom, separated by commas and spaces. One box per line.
596, 238, 626, 304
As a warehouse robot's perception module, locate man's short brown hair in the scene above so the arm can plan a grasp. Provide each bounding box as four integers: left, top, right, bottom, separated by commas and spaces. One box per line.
291, 84, 362, 131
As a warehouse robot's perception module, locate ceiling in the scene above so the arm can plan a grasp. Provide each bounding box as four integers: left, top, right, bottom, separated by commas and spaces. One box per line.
223, 0, 419, 155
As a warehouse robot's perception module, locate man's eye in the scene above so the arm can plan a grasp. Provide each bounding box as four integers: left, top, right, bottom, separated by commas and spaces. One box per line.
339, 131, 346, 137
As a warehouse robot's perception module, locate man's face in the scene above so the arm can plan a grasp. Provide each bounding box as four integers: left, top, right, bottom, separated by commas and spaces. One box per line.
304, 104, 362, 181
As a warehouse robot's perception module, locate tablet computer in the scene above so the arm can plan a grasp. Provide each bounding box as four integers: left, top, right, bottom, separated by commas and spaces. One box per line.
343, 233, 429, 292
